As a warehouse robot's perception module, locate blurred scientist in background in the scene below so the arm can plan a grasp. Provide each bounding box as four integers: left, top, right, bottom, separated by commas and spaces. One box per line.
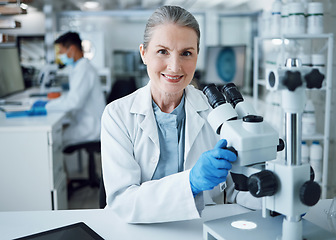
46, 32, 106, 146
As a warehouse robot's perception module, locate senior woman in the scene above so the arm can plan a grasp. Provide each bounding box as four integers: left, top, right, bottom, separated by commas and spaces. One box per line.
101, 5, 258, 224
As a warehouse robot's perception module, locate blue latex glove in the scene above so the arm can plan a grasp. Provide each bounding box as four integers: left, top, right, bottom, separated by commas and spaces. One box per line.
189, 139, 237, 197
29, 100, 48, 115
5, 100, 48, 118
32, 100, 48, 108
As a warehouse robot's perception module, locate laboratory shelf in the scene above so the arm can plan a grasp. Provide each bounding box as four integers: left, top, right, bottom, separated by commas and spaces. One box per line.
302, 133, 324, 141
282, 33, 333, 40
253, 33, 334, 199
259, 33, 333, 40
257, 79, 267, 86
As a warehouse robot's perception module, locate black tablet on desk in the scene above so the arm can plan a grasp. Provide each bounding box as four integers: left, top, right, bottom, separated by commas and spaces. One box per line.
14, 222, 104, 240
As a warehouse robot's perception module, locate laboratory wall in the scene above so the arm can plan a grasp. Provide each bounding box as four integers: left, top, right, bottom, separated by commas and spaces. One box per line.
57, 13, 146, 73
1, 0, 336, 197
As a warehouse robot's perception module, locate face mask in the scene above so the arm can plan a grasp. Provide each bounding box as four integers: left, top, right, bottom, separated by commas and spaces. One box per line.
59, 53, 74, 66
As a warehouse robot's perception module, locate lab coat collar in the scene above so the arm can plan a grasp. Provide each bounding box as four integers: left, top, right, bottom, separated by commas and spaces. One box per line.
130, 81, 211, 164
184, 85, 209, 162
130, 81, 209, 114
130, 81, 152, 115
184, 85, 209, 112
74, 57, 87, 68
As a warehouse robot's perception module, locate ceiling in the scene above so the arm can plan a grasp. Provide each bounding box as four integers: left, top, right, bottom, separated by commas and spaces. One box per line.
26, 0, 265, 12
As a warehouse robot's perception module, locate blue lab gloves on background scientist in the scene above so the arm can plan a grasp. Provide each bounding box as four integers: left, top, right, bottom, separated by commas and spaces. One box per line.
101, 5, 261, 223
46, 32, 106, 146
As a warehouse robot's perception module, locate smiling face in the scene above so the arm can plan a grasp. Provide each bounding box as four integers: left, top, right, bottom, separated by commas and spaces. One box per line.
140, 23, 198, 104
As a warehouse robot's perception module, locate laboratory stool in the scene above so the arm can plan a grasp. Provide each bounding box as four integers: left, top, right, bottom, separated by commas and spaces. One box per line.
63, 140, 101, 199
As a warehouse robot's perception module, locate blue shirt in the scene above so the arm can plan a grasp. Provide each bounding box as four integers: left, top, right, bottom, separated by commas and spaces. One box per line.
151, 94, 186, 180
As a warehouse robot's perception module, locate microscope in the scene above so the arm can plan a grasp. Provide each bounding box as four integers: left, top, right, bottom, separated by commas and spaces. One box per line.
38, 63, 59, 94
203, 83, 282, 191
203, 59, 334, 239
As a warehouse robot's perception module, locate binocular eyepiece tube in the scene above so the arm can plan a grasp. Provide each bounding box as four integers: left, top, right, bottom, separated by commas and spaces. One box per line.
202, 84, 226, 109
203, 83, 243, 109
221, 83, 244, 108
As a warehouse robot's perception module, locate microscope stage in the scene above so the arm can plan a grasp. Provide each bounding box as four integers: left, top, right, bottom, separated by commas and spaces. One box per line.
203, 210, 335, 240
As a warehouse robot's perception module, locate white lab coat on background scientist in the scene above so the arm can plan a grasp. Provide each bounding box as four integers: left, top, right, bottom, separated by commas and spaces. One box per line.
46, 32, 106, 146
101, 6, 260, 224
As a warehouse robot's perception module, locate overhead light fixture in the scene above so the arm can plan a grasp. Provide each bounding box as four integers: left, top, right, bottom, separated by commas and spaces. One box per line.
224, 0, 249, 8
272, 39, 283, 45
271, 39, 290, 45
20, 3, 28, 10
83, 1, 100, 10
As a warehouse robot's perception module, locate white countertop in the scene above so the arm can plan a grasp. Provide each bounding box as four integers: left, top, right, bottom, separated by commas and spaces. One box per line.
0, 200, 334, 240
0, 204, 250, 240
0, 87, 66, 132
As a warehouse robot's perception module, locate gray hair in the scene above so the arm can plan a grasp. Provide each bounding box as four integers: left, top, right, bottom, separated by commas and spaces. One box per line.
143, 5, 200, 53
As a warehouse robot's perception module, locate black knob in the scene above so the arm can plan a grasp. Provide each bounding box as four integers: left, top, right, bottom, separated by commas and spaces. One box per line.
277, 138, 285, 152
305, 68, 325, 89
248, 170, 278, 198
243, 115, 263, 123
224, 146, 238, 157
283, 70, 303, 91
300, 181, 321, 206
231, 172, 248, 191
310, 166, 315, 181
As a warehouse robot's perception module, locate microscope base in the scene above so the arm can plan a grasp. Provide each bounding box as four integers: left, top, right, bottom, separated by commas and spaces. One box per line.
203, 210, 335, 240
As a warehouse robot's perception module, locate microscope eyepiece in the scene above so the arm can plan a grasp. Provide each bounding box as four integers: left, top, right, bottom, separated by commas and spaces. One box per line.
202, 84, 226, 109
221, 83, 243, 108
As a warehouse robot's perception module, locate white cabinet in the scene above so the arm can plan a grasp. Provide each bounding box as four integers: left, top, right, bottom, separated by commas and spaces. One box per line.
0, 112, 68, 211
253, 33, 334, 198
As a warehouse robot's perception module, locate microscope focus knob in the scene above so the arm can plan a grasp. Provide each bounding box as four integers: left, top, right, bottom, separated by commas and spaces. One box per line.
248, 170, 278, 198
283, 70, 302, 91
300, 181, 321, 206
304, 68, 325, 89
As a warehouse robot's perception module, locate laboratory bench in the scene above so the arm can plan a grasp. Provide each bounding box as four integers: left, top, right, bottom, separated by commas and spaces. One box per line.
0, 88, 68, 211
0, 200, 334, 240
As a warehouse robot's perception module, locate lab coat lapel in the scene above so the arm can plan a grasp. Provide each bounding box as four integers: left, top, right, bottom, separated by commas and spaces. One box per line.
140, 113, 160, 150
130, 83, 160, 150
184, 86, 208, 161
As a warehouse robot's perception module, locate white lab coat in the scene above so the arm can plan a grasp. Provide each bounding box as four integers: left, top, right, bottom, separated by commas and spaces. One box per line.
101, 82, 254, 223
46, 58, 106, 146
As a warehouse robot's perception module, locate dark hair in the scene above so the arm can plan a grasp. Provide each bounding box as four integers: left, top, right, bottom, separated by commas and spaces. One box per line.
55, 31, 83, 52
143, 5, 200, 53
